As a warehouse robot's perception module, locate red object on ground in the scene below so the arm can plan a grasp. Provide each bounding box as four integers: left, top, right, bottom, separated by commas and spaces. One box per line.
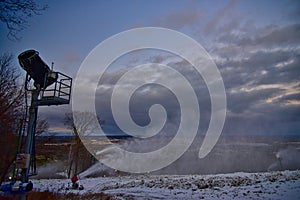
71, 175, 79, 183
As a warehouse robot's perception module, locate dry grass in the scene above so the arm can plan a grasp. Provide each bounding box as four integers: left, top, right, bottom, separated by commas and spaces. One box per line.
0, 191, 113, 200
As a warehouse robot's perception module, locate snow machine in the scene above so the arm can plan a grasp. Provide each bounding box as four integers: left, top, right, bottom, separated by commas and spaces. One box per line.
0, 50, 72, 195
66, 175, 84, 190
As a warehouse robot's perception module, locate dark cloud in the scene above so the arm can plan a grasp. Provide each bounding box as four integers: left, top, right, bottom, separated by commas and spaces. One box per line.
42, 2, 300, 136
39, 105, 71, 132
280, 92, 300, 102
217, 23, 300, 48
227, 88, 283, 114
92, 20, 300, 135
224, 102, 300, 135
218, 49, 300, 89
62, 52, 82, 63
204, 0, 239, 34
94, 58, 211, 135
155, 5, 203, 30
253, 24, 300, 47
209, 22, 299, 134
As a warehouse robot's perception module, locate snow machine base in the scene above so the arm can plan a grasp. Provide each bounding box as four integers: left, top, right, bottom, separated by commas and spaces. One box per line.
65, 182, 84, 190
0, 181, 33, 194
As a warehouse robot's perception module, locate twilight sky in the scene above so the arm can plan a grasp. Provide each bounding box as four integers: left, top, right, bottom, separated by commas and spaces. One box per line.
1, 0, 299, 135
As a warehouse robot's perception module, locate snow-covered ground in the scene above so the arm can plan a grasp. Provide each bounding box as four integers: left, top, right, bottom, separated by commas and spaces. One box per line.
33, 170, 300, 199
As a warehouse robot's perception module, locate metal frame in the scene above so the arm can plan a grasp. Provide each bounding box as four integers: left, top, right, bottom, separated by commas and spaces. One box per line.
20, 71, 72, 184
1, 50, 73, 195
38, 72, 72, 106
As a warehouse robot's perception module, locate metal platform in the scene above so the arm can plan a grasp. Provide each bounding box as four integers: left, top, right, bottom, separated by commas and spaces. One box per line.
38, 96, 70, 106
38, 72, 72, 106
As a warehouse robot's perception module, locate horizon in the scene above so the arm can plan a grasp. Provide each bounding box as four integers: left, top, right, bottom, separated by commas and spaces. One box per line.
40, 131, 300, 137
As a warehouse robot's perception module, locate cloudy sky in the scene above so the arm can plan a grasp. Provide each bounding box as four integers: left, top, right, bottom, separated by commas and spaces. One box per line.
1, 0, 299, 136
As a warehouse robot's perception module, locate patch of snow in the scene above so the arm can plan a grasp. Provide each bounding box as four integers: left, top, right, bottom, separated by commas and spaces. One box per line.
32, 170, 300, 199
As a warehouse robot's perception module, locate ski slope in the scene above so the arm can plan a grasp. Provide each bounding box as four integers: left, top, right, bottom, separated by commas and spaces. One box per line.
32, 170, 300, 199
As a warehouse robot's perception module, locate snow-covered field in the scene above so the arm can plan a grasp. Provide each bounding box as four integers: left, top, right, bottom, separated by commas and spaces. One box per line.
33, 170, 300, 199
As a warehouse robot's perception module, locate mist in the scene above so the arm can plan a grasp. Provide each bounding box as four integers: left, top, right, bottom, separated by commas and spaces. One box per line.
79, 135, 300, 178
268, 147, 300, 171
33, 161, 66, 179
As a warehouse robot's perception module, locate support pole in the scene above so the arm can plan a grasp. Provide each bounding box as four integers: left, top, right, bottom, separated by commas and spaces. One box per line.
21, 88, 39, 183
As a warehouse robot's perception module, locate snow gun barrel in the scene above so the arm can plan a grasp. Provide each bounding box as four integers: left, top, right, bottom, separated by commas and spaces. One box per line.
18, 49, 58, 89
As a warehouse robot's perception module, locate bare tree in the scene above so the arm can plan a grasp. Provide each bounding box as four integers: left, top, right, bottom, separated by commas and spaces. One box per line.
0, 53, 24, 184
36, 118, 49, 135
0, 53, 24, 126
0, 53, 24, 134
64, 111, 100, 178
0, 0, 47, 41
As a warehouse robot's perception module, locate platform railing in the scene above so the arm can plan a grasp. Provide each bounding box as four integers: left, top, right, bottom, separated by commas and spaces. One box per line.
38, 72, 72, 106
